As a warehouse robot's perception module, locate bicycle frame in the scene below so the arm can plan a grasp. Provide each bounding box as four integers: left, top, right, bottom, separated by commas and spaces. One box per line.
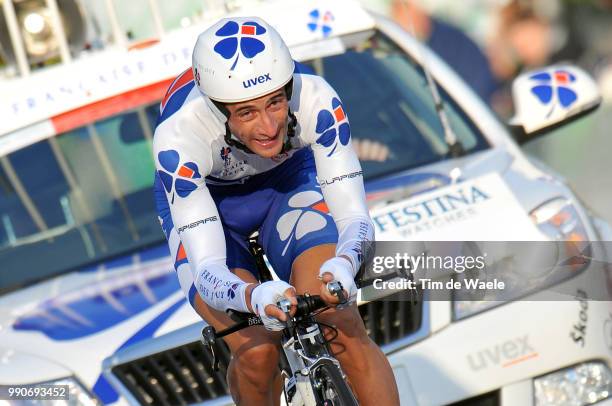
201, 291, 348, 405
278, 301, 344, 405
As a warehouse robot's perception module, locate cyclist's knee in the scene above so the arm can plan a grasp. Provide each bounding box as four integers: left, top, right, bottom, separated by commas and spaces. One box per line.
232, 339, 280, 386
319, 304, 367, 340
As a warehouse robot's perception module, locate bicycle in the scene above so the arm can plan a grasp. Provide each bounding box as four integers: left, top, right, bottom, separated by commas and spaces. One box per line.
200, 235, 359, 406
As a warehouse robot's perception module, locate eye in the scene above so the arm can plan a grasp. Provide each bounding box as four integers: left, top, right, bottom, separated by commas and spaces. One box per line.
268, 98, 285, 110
238, 110, 254, 120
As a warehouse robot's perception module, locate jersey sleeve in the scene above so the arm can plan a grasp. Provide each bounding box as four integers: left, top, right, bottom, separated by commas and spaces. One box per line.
300, 78, 374, 274
153, 124, 251, 313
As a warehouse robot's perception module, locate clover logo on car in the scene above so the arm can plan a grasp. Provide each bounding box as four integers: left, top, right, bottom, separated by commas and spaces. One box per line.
315, 97, 350, 157
530, 70, 578, 115
214, 21, 267, 70
276, 191, 331, 256
307, 9, 334, 37
157, 150, 201, 204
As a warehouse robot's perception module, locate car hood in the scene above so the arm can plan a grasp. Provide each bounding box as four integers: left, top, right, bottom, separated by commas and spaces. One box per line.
364, 147, 565, 240
0, 245, 199, 401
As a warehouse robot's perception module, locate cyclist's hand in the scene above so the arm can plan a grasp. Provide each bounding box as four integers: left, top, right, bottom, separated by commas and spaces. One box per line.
319, 257, 357, 306
250, 281, 297, 331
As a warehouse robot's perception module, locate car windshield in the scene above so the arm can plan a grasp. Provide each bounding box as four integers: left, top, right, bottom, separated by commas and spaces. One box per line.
299, 30, 488, 179
0, 29, 488, 294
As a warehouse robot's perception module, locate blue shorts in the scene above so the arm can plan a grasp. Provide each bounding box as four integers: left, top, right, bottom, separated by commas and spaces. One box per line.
208, 148, 338, 282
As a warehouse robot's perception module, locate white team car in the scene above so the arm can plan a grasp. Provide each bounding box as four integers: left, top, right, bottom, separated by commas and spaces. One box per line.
0, 1, 610, 405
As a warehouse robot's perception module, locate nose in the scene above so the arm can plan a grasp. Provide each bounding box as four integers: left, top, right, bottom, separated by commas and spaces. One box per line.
258, 110, 277, 137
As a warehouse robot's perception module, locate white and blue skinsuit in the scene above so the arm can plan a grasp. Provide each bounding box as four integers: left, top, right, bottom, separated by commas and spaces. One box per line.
153, 63, 374, 314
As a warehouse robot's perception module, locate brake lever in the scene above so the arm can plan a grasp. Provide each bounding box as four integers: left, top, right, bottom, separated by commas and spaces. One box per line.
327, 280, 348, 310
277, 297, 295, 329
201, 326, 220, 372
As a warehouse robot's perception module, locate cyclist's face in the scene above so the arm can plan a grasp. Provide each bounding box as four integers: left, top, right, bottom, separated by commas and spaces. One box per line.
226, 89, 289, 158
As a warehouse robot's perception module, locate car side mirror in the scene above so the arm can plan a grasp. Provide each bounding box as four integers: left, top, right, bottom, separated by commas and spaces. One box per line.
508, 64, 601, 144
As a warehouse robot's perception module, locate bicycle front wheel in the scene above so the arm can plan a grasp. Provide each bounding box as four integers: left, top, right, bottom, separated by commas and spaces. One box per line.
312, 361, 358, 406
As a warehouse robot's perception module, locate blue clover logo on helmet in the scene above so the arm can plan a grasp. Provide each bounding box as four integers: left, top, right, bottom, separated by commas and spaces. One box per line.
214, 20, 267, 70
157, 150, 201, 203
315, 97, 350, 157
530, 70, 578, 117
308, 9, 334, 37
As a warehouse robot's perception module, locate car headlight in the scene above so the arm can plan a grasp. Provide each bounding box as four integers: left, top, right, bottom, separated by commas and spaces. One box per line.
453, 198, 591, 320
531, 198, 589, 244
534, 361, 611, 405
0, 377, 99, 406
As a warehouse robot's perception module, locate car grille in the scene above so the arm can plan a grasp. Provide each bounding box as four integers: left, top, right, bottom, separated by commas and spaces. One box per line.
112, 290, 423, 405
112, 340, 232, 405
359, 289, 422, 346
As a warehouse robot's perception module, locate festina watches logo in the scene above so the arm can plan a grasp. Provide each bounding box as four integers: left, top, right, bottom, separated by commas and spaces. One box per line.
373, 185, 490, 233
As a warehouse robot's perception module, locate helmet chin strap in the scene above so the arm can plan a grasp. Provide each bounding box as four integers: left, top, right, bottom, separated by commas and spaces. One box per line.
223, 110, 297, 155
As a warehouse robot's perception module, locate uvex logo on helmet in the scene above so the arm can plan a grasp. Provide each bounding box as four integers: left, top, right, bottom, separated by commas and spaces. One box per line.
243, 73, 272, 89
214, 21, 267, 70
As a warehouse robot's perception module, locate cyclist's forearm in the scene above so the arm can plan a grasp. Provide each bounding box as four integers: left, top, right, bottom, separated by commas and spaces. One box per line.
335, 216, 375, 274
194, 261, 255, 313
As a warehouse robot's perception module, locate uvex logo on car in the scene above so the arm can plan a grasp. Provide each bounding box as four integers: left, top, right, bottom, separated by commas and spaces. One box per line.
243, 73, 272, 88
467, 335, 538, 371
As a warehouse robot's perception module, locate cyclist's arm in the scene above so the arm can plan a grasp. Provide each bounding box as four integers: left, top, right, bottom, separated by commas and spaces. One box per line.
153, 132, 254, 314
304, 80, 374, 274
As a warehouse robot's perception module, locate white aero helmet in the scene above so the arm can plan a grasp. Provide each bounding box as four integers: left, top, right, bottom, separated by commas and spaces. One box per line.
192, 17, 295, 123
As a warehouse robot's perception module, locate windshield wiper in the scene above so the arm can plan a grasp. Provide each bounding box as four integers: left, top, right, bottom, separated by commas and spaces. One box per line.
398, 0, 466, 158
421, 48, 466, 158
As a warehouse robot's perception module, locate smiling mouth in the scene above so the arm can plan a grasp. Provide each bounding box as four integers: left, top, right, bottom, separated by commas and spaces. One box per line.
253, 133, 280, 148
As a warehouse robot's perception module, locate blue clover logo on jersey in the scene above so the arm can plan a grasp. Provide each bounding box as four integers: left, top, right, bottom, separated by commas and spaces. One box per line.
214, 21, 267, 70
157, 150, 201, 204
315, 97, 350, 157
307, 9, 334, 37
530, 70, 577, 116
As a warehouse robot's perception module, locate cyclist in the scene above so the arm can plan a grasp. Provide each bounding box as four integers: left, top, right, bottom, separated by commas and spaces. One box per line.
153, 17, 400, 405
